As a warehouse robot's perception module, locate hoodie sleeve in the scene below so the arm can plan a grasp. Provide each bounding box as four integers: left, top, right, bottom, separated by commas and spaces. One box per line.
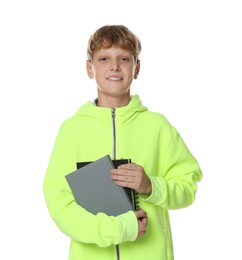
43, 122, 138, 247
140, 127, 202, 210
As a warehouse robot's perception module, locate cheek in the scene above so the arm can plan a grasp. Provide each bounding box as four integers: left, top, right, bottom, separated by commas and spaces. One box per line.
124, 65, 135, 77
130, 69, 136, 79
93, 68, 102, 79
95, 65, 107, 75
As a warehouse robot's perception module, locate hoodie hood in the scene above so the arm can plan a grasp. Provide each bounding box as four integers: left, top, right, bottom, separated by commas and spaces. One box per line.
75, 95, 148, 120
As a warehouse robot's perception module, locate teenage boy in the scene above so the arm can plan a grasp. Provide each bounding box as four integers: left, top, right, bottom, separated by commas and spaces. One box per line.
43, 25, 202, 260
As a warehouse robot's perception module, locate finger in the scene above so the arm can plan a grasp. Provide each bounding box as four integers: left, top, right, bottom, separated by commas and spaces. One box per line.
135, 209, 147, 219
110, 168, 136, 176
117, 163, 139, 170
139, 217, 148, 235
110, 169, 137, 180
111, 174, 135, 183
141, 216, 148, 225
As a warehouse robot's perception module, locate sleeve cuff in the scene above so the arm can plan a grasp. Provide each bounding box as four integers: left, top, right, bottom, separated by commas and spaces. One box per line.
116, 211, 138, 244
140, 177, 167, 205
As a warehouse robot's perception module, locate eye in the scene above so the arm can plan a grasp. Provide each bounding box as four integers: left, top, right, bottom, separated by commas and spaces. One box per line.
98, 57, 108, 62
120, 57, 130, 62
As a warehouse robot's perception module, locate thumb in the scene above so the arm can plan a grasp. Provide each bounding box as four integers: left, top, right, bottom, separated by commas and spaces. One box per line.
135, 209, 147, 219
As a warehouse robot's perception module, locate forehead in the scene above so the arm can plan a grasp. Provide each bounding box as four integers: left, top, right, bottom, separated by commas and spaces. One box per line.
94, 46, 133, 56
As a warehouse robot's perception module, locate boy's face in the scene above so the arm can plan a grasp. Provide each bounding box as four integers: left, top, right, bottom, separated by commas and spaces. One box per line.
86, 46, 140, 102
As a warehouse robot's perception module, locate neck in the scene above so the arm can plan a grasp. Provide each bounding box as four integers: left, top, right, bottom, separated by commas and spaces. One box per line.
97, 95, 131, 108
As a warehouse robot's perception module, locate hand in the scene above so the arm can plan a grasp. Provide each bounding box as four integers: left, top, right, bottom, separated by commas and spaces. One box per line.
135, 208, 148, 238
110, 163, 152, 194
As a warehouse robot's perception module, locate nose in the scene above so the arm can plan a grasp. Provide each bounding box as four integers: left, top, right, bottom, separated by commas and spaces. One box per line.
110, 60, 120, 71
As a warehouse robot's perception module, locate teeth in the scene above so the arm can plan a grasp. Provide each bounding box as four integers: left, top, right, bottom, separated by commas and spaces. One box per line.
108, 77, 122, 81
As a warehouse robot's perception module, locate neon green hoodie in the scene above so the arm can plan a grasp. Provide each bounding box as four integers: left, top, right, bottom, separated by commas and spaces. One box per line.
43, 95, 202, 260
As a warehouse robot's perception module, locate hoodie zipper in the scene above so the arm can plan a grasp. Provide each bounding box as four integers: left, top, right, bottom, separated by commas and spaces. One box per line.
111, 108, 116, 160
111, 108, 120, 260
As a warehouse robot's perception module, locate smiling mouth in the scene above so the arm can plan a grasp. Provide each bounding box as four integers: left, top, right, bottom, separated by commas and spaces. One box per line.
107, 77, 123, 81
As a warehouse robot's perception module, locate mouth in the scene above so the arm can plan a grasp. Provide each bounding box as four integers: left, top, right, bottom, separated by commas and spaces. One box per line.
106, 76, 123, 81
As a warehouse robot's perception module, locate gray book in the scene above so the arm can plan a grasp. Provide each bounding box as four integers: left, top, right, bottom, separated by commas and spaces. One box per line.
65, 155, 134, 216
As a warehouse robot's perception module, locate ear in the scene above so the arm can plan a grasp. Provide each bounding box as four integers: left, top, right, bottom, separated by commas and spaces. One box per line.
86, 60, 94, 79
134, 61, 140, 79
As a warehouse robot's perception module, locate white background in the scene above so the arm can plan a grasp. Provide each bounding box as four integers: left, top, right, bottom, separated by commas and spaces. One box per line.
0, 0, 241, 259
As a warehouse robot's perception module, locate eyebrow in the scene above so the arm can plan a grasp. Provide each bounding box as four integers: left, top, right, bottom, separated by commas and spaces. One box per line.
96, 49, 131, 55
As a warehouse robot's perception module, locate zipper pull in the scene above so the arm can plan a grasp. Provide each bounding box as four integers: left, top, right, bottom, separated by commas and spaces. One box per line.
112, 108, 116, 118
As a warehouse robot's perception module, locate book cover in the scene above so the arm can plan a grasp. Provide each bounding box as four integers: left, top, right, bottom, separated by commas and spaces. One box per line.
65, 155, 135, 216
76, 158, 138, 210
